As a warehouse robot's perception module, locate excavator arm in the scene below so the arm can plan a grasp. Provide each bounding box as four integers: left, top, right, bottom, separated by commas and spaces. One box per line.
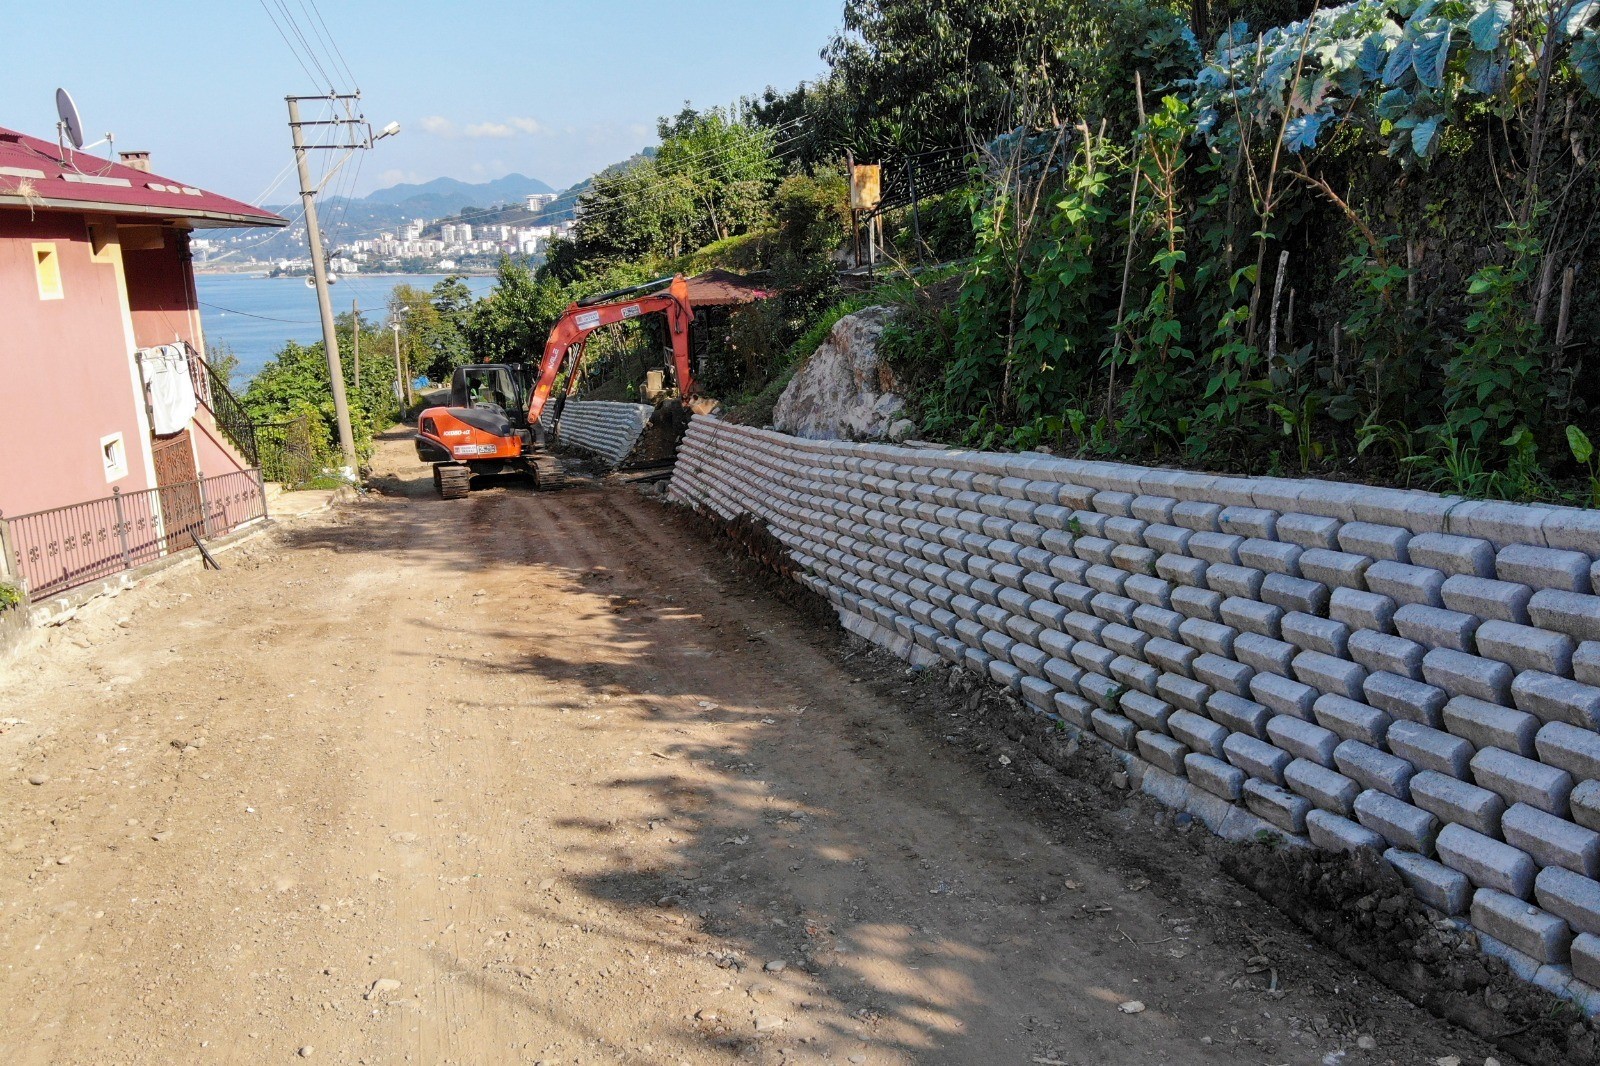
526, 274, 694, 428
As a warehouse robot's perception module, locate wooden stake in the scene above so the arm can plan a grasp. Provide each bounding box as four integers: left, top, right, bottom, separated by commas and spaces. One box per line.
1556, 264, 1576, 354
1267, 250, 1289, 367
1107, 72, 1147, 422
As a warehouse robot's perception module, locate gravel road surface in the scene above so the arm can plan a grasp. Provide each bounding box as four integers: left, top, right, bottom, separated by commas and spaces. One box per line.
0, 428, 1500, 1065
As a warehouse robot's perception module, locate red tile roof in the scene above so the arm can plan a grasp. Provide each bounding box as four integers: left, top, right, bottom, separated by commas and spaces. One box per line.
0, 125, 285, 228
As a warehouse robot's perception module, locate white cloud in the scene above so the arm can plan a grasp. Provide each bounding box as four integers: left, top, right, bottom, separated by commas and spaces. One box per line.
455, 117, 547, 139
419, 115, 456, 137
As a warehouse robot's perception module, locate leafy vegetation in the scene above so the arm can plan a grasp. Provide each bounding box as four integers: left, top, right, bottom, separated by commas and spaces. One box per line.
239, 0, 1600, 505
852, 0, 1600, 504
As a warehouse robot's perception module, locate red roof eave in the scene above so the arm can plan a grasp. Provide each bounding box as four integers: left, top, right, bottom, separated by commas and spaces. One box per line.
0, 125, 286, 229
0, 192, 283, 228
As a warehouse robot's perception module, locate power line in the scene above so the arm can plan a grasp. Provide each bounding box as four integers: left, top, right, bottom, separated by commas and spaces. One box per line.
326, 121, 813, 245
274, 0, 337, 91
258, 0, 321, 87
199, 300, 321, 325
219, 130, 805, 263
300, 0, 357, 89
250, 158, 300, 206
327, 114, 811, 240
554, 134, 812, 227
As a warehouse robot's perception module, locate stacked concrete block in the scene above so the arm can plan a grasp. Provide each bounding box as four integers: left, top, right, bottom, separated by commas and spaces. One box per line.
553, 401, 655, 467
667, 415, 1600, 1013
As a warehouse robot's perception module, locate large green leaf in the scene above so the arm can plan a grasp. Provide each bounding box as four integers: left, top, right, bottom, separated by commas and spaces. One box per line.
1465, 49, 1507, 93
1411, 20, 1453, 88
1411, 114, 1443, 157
1383, 37, 1415, 85
1467, 1, 1512, 51
1570, 424, 1595, 464
1573, 32, 1600, 96
1564, 0, 1600, 37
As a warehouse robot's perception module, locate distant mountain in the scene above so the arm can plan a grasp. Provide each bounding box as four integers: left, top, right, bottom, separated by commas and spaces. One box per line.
359, 173, 556, 215
423, 151, 656, 231
234, 172, 561, 263
212, 159, 653, 265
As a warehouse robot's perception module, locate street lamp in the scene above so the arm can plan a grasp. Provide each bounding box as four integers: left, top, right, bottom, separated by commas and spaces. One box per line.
392, 316, 412, 409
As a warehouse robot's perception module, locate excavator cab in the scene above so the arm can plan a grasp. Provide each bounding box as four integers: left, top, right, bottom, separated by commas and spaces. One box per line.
451, 364, 527, 419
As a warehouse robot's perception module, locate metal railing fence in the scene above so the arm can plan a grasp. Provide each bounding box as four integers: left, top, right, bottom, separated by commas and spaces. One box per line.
255, 416, 323, 485
187, 345, 262, 467
2, 469, 268, 599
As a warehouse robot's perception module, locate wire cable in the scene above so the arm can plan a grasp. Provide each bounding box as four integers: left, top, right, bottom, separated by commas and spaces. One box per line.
301, 0, 358, 90
332, 115, 810, 239
257, 0, 322, 88
249, 158, 300, 207
199, 300, 321, 325
327, 122, 812, 245
274, 0, 336, 91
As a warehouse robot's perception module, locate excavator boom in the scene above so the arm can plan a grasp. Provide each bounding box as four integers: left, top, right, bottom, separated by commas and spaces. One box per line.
526, 274, 695, 427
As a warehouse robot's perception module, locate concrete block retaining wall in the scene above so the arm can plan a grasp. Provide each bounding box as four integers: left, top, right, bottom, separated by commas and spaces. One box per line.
667, 415, 1600, 1011
550, 401, 654, 467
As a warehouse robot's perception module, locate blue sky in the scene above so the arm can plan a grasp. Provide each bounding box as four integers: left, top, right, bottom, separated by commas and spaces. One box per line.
3, 1, 842, 204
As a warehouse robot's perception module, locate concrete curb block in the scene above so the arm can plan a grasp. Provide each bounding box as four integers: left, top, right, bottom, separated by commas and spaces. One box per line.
667, 415, 1600, 1016
554, 401, 654, 467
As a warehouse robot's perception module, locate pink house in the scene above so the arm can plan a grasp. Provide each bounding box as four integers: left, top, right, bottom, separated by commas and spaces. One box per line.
0, 124, 285, 594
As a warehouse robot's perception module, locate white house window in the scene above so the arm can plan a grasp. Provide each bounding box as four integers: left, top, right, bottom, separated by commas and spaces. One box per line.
101, 432, 128, 482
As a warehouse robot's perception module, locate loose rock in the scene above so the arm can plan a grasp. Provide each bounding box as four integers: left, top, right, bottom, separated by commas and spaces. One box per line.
365, 978, 401, 1000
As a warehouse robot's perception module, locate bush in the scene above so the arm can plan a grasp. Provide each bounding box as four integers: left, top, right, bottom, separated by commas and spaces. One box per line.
0, 581, 21, 612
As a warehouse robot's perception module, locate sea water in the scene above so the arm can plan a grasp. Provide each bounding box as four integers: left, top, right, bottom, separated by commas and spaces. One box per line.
196, 274, 498, 385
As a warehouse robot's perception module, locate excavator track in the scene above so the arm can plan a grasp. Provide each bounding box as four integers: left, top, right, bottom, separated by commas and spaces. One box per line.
434, 463, 471, 500
530, 453, 568, 492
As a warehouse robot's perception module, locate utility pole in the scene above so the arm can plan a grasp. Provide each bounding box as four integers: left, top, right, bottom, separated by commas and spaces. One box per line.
352, 297, 360, 392
284, 94, 400, 480
392, 323, 412, 408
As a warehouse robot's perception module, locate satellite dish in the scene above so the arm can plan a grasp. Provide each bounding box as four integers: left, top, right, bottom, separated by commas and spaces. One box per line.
55, 88, 85, 150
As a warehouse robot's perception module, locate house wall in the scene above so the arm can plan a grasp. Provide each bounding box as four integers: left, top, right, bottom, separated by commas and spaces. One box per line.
190, 413, 246, 478
122, 227, 249, 478
0, 211, 155, 519
122, 228, 202, 351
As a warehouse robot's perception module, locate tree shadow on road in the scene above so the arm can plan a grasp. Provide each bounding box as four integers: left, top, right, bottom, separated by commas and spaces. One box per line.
270, 461, 1257, 1064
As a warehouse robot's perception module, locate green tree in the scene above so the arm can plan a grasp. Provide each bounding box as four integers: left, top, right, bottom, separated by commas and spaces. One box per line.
388, 277, 474, 382
464, 257, 571, 364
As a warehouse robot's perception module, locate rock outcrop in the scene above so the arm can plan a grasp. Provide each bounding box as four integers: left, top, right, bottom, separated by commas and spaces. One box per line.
772, 306, 910, 440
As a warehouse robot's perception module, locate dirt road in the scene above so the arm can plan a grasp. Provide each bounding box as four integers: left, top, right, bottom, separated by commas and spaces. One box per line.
0, 428, 1499, 1065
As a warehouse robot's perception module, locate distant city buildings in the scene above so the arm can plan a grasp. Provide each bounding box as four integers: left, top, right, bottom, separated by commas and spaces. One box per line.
211, 198, 573, 274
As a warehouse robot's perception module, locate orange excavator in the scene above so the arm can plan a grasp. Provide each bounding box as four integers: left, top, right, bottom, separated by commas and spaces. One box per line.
414, 274, 698, 498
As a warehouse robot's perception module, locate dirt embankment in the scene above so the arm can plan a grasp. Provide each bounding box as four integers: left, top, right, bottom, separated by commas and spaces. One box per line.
0, 425, 1523, 1065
